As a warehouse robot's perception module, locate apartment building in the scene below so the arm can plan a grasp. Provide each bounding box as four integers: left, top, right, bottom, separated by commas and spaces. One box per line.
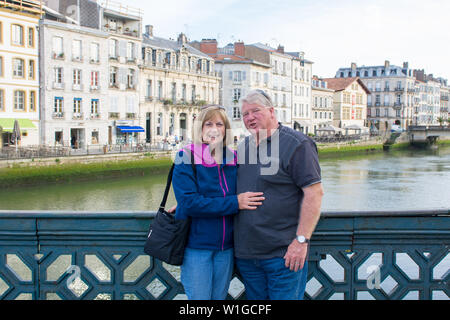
323, 77, 370, 130
40, 0, 142, 148
287, 51, 313, 134
243, 43, 294, 127
0, 0, 43, 147
103, 2, 142, 145
140, 29, 220, 144
311, 76, 334, 134
335, 61, 416, 132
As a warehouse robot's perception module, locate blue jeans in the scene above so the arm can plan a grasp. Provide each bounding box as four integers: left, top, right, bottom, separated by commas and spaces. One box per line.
235, 257, 308, 300
181, 247, 234, 300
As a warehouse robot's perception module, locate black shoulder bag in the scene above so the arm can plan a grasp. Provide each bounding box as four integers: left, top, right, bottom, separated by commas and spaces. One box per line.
143, 152, 195, 266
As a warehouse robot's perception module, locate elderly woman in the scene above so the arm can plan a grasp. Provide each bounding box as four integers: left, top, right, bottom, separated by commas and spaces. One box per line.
172, 105, 264, 300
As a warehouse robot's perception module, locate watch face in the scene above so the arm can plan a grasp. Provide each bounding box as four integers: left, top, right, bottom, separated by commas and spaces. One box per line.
297, 235, 306, 243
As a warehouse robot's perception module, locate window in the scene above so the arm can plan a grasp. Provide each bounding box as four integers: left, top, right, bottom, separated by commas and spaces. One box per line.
73, 69, 82, 85
90, 43, 99, 62
72, 40, 82, 61
0, 56, 3, 77
0, 21, 3, 43
158, 81, 163, 100
14, 90, 25, 110
0, 89, 4, 111
91, 71, 99, 87
157, 113, 163, 135
356, 108, 362, 120
233, 106, 241, 119
28, 60, 35, 79
182, 84, 186, 102
73, 98, 82, 113
233, 88, 241, 102
91, 99, 99, 115
28, 27, 34, 47
12, 24, 24, 46
54, 97, 64, 113
127, 42, 135, 60
29, 91, 36, 111
13, 58, 25, 77
54, 67, 63, 84
127, 69, 135, 89
109, 39, 117, 58
109, 67, 117, 87
52, 36, 63, 57
342, 107, 350, 120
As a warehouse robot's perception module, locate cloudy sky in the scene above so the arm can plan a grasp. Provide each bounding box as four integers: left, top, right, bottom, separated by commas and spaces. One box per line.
114, 0, 450, 79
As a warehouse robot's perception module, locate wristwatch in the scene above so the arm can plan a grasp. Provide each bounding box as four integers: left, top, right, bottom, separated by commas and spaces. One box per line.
296, 235, 310, 244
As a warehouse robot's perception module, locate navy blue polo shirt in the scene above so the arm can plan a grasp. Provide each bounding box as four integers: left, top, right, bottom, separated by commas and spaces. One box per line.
234, 124, 322, 259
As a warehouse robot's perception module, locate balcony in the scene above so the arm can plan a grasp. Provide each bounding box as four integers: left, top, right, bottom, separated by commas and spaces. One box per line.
52, 112, 65, 119
72, 84, 83, 91
394, 87, 404, 92
0, 210, 447, 300
52, 52, 65, 60
90, 113, 101, 120
108, 112, 120, 119
52, 82, 64, 90
90, 85, 100, 92
72, 112, 84, 120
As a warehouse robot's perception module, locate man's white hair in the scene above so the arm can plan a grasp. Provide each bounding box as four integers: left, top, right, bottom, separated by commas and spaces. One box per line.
241, 89, 273, 108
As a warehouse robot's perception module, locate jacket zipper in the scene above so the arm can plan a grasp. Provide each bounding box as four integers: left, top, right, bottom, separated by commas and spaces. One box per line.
217, 165, 226, 251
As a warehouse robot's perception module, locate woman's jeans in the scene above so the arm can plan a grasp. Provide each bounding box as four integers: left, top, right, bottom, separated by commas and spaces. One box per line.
235, 257, 308, 300
181, 247, 234, 300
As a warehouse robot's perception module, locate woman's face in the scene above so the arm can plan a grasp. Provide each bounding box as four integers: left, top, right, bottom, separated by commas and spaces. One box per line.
202, 115, 225, 146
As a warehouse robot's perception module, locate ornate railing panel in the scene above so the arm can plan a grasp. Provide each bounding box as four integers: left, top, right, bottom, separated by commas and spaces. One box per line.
0, 210, 448, 300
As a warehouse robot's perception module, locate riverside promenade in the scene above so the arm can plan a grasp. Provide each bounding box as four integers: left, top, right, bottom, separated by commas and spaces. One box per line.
0, 209, 448, 300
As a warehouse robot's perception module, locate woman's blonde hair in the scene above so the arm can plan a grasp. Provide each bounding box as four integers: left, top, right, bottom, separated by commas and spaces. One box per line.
192, 105, 233, 146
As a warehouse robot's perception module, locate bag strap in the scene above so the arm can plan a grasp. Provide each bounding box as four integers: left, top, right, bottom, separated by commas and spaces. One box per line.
159, 149, 196, 211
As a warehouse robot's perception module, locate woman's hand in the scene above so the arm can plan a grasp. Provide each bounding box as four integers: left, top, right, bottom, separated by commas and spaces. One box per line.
238, 192, 265, 210
167, 205, 177, 213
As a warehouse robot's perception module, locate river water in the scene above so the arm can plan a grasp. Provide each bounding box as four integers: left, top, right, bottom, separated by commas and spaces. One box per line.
1, 146, 450, 211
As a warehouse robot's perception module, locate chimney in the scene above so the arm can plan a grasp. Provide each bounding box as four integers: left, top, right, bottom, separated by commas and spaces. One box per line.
199, 39, 218, 55
234, 41, 245, 56
277, 45, 284, 54
145, 25, 153, 37
178, 33, 187, 45
384, 60, 390, 69
351, 62, 357, 70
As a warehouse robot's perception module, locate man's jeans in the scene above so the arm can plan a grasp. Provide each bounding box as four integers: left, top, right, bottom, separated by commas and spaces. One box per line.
181, 247, 234, 300
235, 257, 308, 300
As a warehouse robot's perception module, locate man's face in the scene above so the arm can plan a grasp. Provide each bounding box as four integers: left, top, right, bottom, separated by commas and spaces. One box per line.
242, 102, 275, 134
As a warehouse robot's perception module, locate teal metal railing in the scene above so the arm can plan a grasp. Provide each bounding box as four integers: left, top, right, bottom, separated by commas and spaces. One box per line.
0, 210, 448, 300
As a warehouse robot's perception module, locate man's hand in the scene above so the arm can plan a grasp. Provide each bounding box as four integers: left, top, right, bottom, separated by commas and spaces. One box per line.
283, 239, 308, 272
237, 192, 265, 210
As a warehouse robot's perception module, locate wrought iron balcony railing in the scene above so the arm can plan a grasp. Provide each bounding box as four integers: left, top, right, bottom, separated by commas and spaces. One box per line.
0, 210, 448, 300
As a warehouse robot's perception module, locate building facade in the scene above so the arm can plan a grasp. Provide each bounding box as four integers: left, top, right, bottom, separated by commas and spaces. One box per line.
288, 51, 313, 134
140, 30, 220, 144
323, 77, 369, 130
0, 0, 42, 147
335, 61, 415, 132
39, 0, 143, 148
243, 43, 294, 128
311, 77, 334, 134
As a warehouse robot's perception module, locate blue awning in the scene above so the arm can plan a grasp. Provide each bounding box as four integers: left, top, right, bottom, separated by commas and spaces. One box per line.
117, 126, 145, 133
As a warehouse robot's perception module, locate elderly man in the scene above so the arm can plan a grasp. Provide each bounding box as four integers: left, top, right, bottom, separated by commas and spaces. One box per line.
234, 89, 324, 300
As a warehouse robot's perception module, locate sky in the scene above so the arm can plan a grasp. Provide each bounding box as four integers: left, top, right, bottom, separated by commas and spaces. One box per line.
112, 0, 450, 80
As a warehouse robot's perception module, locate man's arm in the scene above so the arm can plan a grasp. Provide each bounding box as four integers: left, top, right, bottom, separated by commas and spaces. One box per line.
284, 182, 324, 271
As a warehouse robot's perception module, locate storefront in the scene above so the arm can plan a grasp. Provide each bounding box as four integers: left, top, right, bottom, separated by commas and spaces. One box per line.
0, 118, 37, 147
115, 120, 144, 145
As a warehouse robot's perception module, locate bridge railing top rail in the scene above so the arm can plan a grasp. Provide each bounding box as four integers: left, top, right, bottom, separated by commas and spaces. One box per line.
0, 209, 448, 219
